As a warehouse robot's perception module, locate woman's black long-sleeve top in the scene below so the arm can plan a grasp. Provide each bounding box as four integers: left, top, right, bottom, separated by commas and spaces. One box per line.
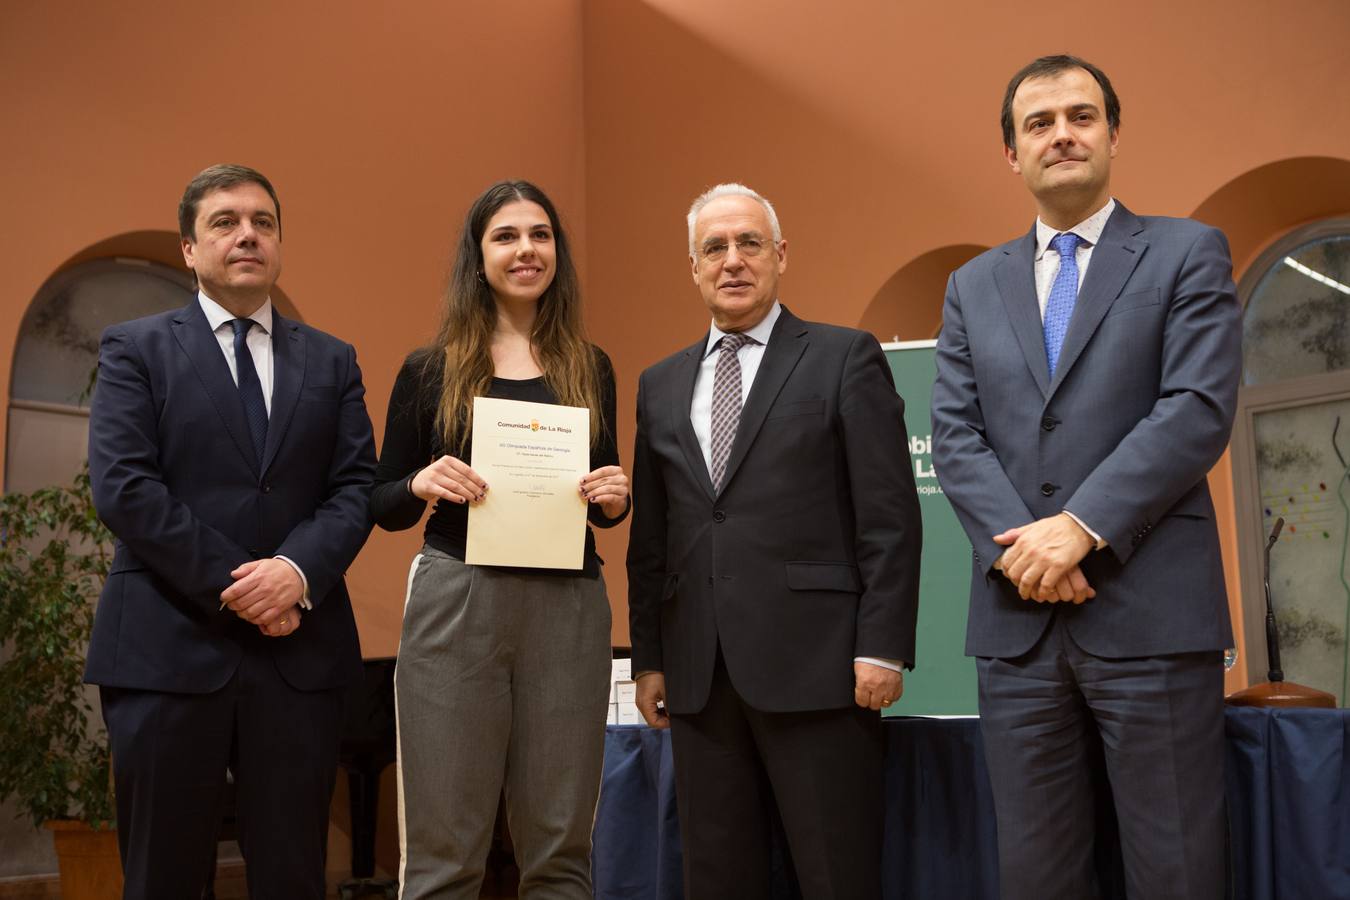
370, 347, 628, 578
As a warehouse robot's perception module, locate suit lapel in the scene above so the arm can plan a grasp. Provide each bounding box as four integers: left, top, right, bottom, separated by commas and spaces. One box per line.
672, 337, 716, 501
1049, 204, 1147, 396
261, 315, 304, 475
717, 309, 807, 497
171, 302, 260, 477
993, 227, 1051, 398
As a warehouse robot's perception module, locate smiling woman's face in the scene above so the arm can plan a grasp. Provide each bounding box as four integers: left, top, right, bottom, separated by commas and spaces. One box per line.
480, 200, 557, 307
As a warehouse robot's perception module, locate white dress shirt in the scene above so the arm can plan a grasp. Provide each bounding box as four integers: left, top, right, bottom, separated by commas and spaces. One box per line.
198, 291, 275, 414
1030, 199, 1115, 549
687, 301, 902, 676
198, 292, 311, 607
1033, 198, 1115, 318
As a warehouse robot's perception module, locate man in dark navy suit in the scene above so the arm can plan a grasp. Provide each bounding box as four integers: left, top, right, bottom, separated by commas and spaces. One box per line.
932, 57, 1241, 899
85, 164, 376, 898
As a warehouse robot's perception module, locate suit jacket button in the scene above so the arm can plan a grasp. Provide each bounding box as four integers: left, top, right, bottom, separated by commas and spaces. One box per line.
1040, 482, 1057, 496
712, 510, 726, 523
262, 483, 272, 494
1041, 416, 1058, 431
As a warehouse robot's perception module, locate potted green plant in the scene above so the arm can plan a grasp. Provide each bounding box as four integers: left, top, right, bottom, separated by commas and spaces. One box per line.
0, 464, 122, 898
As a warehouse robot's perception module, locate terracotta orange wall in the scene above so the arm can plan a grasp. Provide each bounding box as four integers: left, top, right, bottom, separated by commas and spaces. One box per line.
580, 0, 1350, 692
0, 0, 589, 659
4, 1, 1350, 682
3, 0, 1349, 881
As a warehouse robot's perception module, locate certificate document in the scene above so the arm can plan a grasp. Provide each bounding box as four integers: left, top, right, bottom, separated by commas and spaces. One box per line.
465, 396, 590, 569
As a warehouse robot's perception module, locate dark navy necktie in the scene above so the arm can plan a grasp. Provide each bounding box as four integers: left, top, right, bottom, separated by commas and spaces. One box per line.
230, 318, 268, 465
1043, 232, 1083, 377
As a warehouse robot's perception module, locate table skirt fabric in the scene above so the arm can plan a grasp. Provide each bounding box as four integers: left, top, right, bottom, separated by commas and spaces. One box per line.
593, 709, 1350, 900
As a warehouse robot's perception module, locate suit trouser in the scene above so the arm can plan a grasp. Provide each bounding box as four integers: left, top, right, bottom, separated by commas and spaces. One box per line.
669, 648, 884, 900
977, 611, 1227, 900
100, 646, 344, 900
394, 548, 612, 900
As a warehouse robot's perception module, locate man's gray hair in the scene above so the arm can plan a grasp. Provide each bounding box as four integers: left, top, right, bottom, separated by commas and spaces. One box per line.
686, 183, 782, 254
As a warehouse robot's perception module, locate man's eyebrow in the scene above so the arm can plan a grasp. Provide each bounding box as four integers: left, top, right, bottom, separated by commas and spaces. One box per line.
1022, 102, 1100, 127
204, 206, 276, 221
702, 230, 765, 246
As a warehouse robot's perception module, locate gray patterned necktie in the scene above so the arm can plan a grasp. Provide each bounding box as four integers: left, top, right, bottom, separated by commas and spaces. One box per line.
710, 332, 753, 491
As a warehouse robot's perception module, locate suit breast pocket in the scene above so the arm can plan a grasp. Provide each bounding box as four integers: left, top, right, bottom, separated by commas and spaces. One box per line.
767, 397, 825, 420
300, 383, 339, 402
1105, 287, 1162, 318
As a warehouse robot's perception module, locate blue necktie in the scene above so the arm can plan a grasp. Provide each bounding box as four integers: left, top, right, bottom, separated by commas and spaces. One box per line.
1044, 232, 1083, 377
230, 318, 268, 465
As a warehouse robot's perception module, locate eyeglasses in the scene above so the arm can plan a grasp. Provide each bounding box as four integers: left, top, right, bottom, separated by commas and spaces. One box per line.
697, 237, 777, 263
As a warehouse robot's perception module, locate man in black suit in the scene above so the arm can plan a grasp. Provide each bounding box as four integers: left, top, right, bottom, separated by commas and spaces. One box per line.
931, 56, 1240, 898
85, 164, 377, 898
627, 183, 922, 898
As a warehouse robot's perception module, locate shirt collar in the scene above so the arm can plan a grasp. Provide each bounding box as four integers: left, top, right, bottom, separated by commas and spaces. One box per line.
198, 291, 273, 336
1034, 198, 1116, 260
703, 301, 781, 359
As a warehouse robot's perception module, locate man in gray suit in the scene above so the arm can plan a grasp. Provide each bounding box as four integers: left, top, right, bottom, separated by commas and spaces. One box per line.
931, 55, 1240, 899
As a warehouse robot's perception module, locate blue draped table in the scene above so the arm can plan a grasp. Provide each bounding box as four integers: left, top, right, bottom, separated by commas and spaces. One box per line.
593, 708, 1350, 899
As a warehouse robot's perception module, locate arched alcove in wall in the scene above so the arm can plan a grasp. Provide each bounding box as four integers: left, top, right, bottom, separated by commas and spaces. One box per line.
1193, 156, 1350, 695
56, 230, 301, 320
858, 244, 988, 342
6, 232, 302, 493
1191, 156, 1350, 279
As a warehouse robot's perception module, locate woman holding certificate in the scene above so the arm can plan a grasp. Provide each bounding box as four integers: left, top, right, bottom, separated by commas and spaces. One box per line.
370, 180, 629, 899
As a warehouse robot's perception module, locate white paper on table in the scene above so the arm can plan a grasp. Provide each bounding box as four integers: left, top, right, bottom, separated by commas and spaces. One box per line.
465, 396, 589, 569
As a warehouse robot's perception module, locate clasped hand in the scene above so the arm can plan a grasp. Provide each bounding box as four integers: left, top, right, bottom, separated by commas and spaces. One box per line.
993, 512, 1097, 604
220, 558, 303, 637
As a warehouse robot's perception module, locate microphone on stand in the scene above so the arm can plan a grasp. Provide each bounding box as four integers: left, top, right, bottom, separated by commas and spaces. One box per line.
1263, 517, 1284, 683
1227, 516, 1336, 708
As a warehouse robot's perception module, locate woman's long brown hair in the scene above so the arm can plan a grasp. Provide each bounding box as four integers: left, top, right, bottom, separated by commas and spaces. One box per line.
423, 180, 601, 454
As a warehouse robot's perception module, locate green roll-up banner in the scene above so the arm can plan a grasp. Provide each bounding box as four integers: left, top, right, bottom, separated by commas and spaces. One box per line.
882, 341, 978, 716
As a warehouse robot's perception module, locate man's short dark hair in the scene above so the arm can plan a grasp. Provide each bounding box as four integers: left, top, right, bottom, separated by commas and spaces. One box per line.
178, 164, 281, 240
1000, 55, 1121, 151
